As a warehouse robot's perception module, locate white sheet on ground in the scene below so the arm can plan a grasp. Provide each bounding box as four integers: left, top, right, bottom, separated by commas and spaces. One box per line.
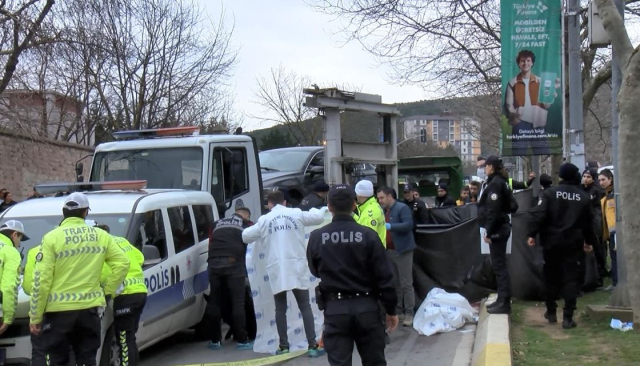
413, 288, 479, 336
246, 209, 333, 354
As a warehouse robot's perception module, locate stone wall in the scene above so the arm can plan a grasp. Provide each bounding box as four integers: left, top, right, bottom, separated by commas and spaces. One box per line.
0, 128, 94, 200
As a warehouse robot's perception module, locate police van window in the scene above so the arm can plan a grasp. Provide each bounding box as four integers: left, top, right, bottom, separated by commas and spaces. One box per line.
167, 206, 196, 253
192, 205, 214, 242
211, 148, 249, 204
132, 210, 168, 260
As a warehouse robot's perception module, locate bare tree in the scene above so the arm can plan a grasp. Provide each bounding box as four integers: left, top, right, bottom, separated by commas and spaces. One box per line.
0, 0, 57, 95
252, 65, 321, 146
594, 0, 640, 322
85, 0, 237, 130
311, 0, 640, 160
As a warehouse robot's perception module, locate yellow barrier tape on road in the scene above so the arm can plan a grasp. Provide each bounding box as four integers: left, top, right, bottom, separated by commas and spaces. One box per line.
172, 350, 306, 366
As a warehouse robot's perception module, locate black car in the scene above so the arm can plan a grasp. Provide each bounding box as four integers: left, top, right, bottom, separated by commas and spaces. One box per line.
259, 146, 325, 207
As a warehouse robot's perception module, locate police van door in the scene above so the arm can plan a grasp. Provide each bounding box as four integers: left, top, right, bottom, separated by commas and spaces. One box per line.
136, 209, 172, 347
209, 143, 260, 220
165, 205, 202, 331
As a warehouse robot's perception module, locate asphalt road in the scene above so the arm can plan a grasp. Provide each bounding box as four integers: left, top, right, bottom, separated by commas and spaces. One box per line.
139, 323, 475, 366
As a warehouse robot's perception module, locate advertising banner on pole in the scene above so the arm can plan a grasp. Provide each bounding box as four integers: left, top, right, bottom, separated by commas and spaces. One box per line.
500, 0, 563, 156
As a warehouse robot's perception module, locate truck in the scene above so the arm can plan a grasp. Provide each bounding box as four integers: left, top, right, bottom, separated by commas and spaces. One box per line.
397, 156, 464, 206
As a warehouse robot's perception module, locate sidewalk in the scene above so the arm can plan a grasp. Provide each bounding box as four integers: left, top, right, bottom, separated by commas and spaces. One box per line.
282, 323, 475, 366
470, 294, 512, 366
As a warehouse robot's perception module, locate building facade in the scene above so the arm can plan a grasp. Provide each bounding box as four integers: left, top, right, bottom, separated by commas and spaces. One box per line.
0, 89, 94, 146
401, 115, 481, 163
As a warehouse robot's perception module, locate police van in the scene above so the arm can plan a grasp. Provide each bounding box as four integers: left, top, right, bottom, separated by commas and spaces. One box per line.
0, 181, 218, 366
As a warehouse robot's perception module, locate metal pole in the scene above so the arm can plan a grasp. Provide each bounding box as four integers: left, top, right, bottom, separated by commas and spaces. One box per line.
609, 0, 629, 308
568, 0, 585, 170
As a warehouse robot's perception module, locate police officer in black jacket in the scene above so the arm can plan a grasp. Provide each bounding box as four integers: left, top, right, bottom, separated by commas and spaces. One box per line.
307, 184, 398, 365
299, 181, 330, 211
478, 156, 518, 314
207, 208, 254, 349
402, 184, 429, 226
527, 163, 598, 329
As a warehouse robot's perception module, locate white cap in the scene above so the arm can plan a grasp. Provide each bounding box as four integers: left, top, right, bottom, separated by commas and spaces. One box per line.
355, 180, 374, 198
0, 220, 30, 241
63, 192, 90, 210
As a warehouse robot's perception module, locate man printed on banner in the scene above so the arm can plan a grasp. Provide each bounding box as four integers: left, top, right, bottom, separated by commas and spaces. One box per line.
504, 49, 561, 155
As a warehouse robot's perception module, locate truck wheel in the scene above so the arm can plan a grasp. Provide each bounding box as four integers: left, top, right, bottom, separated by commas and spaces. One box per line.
99, 326, 121, 366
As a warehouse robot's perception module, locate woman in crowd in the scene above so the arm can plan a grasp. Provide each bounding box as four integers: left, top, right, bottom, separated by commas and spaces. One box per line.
598, 169, 617, 290
0, 191, 18, 212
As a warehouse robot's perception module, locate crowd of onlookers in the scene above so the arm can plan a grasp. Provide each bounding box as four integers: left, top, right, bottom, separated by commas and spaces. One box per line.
0, 187, 44, 213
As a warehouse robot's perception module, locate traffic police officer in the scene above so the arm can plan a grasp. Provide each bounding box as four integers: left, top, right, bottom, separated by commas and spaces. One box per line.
0, 220, 29, 336
299, 181, 330, 211
527, 163, 597, 329
29, 192, 129, 366
23, 242, 46, 366
99, 224, 148, 366
307, 184, 398, 365
478, 156, 518, 314
401, 184, 429, 226
354, 180, 387, 246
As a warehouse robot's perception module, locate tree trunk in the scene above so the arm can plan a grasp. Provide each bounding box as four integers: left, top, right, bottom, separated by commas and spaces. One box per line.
617, 53, 640, 323
595, 0, 640, 324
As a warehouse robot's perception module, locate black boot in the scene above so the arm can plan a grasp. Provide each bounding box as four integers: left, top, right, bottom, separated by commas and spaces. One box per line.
562, 312, 577, 329
544, 310, 557, 323
486, 298, 501, 310
487, 297, 511, 314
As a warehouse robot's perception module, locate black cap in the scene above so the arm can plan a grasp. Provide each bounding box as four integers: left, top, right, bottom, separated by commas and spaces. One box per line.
328, 184, 356, 206
438, 183, 448, 192
485, 155, 503, 169
582, 168, 598, 180
540, 173, 553, 188
403, 183, 415, 192
313, 181, 330, 192
559, 163, 581, 183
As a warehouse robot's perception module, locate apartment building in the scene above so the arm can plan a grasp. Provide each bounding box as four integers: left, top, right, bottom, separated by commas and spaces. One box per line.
401, 114, 482, 163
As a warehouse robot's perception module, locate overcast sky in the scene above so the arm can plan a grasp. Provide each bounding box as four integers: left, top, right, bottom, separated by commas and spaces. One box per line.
199, 1, 640, 133
198, 0, 428, 132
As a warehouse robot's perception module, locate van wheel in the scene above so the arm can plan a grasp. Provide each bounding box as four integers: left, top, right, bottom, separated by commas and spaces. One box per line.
99, 326, 121, 366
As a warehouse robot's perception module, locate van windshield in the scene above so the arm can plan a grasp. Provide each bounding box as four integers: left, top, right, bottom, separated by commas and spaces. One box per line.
259, 150, 311, 172
90, 147, 203, 189
0, 214, 132, 265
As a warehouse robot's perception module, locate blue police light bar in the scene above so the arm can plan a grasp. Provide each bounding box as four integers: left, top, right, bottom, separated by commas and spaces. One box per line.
35, 180, 147, 195
112, 126, 200, 140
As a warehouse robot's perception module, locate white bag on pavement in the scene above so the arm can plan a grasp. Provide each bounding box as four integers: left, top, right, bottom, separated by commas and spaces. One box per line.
413, 288, 479, 336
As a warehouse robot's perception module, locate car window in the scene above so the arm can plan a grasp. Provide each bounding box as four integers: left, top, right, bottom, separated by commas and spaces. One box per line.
309, 152, 324, 167
211, 148, 249, 204
167, 206, 196, 253
192, 205, 214, 242
132, 209, 168, 260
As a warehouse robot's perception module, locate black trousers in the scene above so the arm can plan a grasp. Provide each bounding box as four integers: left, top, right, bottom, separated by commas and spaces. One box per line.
207, 261, 248, 343
489, 225, 511, 299
323, 298, 386, 366
114, 293, 147, 366
41, 308, 101, 366
30, 333, 47, 366
544, 246, 581, 316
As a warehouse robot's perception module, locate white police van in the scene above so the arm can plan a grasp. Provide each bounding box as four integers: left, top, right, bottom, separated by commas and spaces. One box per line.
0, 181, 218, 366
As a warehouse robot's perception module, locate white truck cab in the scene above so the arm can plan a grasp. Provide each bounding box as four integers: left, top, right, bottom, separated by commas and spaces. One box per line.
0, 182, 219, 366
84, 126, 264, 219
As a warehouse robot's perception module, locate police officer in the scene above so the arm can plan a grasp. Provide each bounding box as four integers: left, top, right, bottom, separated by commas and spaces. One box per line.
299, 181, 330, 211
478, 156, 518, 314
527, 163, 597, 329
206, 208, 253, 350
401, 184, 429, 226
23, 242, 47, 366
29, 192, 129, 366
99, 224, 148, 366
0, 220, 29, 336
307, 184, 398, 365
354, 180, 387, 246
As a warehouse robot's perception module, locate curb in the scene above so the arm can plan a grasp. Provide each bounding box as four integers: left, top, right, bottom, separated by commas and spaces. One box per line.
470, 294, 512, 366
